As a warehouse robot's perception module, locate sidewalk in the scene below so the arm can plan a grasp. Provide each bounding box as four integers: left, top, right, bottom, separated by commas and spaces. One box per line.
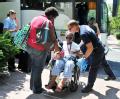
0, 69, 120, 99
107, 35, 120, 52
0, 35, 120, 99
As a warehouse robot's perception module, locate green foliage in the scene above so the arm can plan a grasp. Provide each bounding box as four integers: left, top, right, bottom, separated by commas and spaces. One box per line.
110, 16, 120, 30
0, 31, 20, 73
0, 50, 7, 72
116, 32, 120, 39
110, 5, 120, 38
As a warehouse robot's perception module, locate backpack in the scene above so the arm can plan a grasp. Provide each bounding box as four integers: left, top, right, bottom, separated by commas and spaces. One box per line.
14, 24, 30, 51
36, 20, 50, 46
28, 19, 54, 52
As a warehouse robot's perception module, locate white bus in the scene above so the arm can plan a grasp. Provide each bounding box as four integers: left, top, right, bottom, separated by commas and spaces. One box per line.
0, 0, 72, 41
0, 0, 110, 44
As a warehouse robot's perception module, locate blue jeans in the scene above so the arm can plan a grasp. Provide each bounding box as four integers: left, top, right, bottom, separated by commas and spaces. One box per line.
29, 50, 48, 93
51, 57, 75, 79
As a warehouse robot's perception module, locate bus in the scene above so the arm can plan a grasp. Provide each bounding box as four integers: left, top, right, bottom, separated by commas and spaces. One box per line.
0, 0, 110, 43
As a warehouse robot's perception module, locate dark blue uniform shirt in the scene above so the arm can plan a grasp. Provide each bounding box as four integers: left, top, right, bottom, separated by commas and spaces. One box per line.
80, 25, 104, 50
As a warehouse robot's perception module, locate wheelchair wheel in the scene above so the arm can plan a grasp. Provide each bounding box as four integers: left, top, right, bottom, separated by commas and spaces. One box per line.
74, 66, 80, 84
69, 66, 80, 92
69, 80, 78, 92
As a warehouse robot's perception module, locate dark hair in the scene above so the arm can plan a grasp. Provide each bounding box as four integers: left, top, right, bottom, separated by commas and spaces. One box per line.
7, 10, 16, 17
88, 17, 96, 25
45, 7, 59, 18
89, 17, 95, 21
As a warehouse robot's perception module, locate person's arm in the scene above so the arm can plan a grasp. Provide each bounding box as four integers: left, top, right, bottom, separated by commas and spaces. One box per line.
49, 21, 60, 52
15, 18, 19, 31
81, 34, 93, 59
83, 42, 93, 59
94, 23, 100, 37
4, 28, 18, 32
74, 50, 83, 58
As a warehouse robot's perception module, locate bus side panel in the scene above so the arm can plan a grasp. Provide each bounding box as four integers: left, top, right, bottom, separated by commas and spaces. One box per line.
0, 0, 21, 26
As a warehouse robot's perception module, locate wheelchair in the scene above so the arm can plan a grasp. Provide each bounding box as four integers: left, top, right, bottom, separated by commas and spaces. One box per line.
47, 56, 80, 92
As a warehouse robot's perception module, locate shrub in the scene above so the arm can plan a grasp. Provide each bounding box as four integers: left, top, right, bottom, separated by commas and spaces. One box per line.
116, 32, 120, 40
0, 31, 20, 75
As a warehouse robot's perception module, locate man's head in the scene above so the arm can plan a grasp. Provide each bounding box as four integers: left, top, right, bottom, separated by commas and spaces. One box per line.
45, 7, 59, 21
67, 20, 80, 33
65, 31, 74, 44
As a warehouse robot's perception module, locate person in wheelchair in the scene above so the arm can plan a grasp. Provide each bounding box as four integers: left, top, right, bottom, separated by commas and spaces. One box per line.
45, 31, 80, 92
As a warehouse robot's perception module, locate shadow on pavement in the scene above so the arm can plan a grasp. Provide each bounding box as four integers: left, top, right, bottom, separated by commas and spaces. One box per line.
0, 71, 27, 98
92, 86, 119, 99
26, 82, 89, 99
99, 60, 120, 78
25, 83, 120, 99
80, 60, 120, 81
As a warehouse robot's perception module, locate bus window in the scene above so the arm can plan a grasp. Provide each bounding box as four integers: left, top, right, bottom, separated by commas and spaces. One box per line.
21, 0, 55, 10
87, 10, 96, 21
0, 0, 7, 2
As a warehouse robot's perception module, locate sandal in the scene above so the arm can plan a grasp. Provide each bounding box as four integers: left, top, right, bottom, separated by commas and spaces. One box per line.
55, 79, 65, 92
45, 76, 57, 89
55, 86, 63, 92
45, 81, 56, 89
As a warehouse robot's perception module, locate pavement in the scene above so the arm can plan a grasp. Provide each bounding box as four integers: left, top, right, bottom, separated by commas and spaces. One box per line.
0, 35, 120, 99
107, 35, 120, 52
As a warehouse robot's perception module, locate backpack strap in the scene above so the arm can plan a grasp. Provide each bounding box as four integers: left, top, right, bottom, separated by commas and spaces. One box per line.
44, 20, 49, 43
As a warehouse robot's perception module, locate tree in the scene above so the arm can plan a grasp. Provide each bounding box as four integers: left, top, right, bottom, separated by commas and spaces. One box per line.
110, 3, 120, 39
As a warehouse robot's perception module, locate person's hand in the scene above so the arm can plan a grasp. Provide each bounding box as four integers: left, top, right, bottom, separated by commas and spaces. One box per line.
60, 51, 64, 58
9, 28, 18, 32
54, 51, 61, 60
14, 28, 18, 32
15, 17, 19, 31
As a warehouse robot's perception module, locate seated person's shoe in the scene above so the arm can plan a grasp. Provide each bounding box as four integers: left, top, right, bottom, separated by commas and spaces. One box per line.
45, 81, 57, 90
55, 86, 62, 92
81, 84, 93, 93
45, 76, 57, 90
55, 79, 65, 92
104, 76, 116, 81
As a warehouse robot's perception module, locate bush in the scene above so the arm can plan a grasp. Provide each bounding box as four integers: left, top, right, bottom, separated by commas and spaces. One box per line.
110, 6, 120, 35
0, 50, 7, 73
116, 32, 120, 40
0, 31, 20, 75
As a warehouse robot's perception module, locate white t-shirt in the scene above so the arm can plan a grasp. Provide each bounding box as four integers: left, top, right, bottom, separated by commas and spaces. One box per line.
62, 41, 80, 57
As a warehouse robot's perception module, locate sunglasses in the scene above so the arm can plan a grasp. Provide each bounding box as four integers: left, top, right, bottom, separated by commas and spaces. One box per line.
66, 37, 73, 40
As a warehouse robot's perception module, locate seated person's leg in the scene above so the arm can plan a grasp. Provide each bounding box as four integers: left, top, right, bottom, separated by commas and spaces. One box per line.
55, 60, 75, 92
64, 60, 75, 78
45, 59, 65, 89
51, 59, 65, 76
